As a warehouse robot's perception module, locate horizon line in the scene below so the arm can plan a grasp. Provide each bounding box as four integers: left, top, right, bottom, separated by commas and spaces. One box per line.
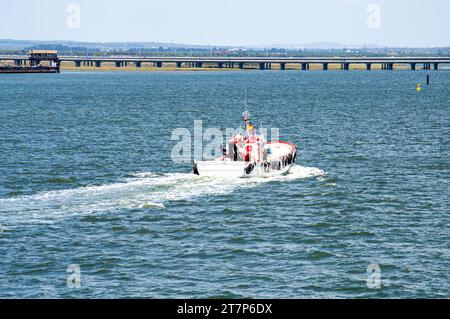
2, 38, 450, 50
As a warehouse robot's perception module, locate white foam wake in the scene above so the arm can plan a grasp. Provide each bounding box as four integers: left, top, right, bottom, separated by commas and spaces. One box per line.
0, 165, 324, 224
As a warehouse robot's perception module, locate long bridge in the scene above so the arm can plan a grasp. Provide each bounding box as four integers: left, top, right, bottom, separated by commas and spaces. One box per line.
2, 55, 450, 70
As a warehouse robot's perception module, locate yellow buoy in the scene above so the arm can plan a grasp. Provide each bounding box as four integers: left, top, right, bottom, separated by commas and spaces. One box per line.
416, 83, 421, 92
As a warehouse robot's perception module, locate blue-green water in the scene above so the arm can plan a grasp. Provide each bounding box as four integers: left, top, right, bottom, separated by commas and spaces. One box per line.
0, 70, 449, 298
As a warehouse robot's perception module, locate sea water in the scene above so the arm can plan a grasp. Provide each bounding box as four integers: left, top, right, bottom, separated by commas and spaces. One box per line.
0, 70, 448, 298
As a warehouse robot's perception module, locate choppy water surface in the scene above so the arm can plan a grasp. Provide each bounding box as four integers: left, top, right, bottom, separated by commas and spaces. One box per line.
0, 70, 449, 298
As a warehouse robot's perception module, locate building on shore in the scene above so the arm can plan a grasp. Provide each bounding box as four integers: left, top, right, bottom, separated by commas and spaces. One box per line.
0, 50, 60, 73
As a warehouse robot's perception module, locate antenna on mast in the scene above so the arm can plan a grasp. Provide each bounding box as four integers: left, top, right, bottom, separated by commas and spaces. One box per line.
244, 88, 248, 111
242, 89, 251, 123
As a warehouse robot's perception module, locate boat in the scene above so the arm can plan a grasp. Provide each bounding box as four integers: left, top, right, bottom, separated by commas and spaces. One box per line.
193, 111, 297, 178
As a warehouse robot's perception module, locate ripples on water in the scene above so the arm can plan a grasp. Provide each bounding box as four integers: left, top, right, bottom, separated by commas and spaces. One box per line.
0, 166, 324, 224
0, 71, 449, 298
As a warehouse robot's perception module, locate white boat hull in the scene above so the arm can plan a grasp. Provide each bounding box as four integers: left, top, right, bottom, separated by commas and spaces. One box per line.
194, 160, 293, 178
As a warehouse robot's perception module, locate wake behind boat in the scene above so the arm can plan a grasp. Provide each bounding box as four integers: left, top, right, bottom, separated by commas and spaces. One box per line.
193, 111, 297, 178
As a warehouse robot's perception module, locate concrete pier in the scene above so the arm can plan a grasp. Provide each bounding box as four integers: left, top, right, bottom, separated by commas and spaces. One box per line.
3, 55, 449, 71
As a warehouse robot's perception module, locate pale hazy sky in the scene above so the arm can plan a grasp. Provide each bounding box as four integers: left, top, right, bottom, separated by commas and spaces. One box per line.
1, 0, 449, 47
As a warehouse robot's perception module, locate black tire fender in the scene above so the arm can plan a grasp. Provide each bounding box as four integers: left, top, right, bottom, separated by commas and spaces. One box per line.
245, 163, 255, 175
